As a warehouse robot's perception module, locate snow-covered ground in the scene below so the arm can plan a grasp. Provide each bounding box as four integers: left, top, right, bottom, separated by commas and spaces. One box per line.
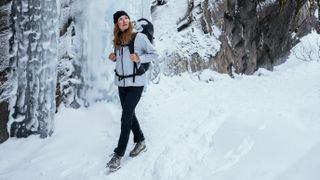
1, 31, 320, 180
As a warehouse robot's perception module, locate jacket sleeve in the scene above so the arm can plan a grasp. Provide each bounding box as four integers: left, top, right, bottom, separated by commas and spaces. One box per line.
137, 33, 159, 64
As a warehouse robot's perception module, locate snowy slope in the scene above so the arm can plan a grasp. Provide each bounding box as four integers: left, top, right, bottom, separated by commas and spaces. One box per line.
1, 31, 320, 180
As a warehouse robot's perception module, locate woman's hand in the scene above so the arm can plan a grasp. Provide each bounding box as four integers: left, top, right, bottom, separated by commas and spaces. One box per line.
108, 53, 116, 61
130, 53, 140, 63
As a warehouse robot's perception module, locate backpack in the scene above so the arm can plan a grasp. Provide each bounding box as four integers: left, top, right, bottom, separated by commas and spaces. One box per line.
115, 18, 159, 83
130, 18, 154, 77
134, 18, 160, 84
135, 18, 154, 44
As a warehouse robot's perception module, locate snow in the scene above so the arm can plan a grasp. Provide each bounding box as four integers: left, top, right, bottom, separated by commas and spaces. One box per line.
1, 31, 320, 179
290, 30, 320, 62
152, 0, 221, 60
2, 0, 320, 179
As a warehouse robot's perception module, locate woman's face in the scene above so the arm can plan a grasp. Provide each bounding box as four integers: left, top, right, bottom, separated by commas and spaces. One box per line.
117, 15, 130, 31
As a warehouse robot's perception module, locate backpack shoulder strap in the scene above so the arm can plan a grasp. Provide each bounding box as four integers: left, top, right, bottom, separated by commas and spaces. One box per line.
129, 32, 138, 83
128, 32, 138, 54
114, 47, 117, 55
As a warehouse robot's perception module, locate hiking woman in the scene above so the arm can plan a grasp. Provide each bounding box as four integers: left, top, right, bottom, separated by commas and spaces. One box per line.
107, 10, 158, 171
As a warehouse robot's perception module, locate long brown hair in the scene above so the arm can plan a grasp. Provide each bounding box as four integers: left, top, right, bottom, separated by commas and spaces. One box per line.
113, 22, 134, 48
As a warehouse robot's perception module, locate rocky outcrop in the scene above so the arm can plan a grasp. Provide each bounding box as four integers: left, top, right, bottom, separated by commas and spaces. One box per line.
169, 0, 318, 75
318, 0, 320, 20
0, 100, 9, 143
0, 0, 11, 143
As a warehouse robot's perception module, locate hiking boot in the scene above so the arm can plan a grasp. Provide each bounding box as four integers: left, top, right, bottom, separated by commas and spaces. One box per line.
106, 153, 122, 171
129, 140, 147, 157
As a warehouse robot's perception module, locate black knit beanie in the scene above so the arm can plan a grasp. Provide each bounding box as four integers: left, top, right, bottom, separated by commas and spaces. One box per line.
113, 10, 130, 24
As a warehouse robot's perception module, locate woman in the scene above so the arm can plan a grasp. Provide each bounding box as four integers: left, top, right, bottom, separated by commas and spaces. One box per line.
107, 10, 158, 171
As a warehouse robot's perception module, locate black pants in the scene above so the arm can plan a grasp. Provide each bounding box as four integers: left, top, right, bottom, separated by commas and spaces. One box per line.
114, 86, 145, 157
